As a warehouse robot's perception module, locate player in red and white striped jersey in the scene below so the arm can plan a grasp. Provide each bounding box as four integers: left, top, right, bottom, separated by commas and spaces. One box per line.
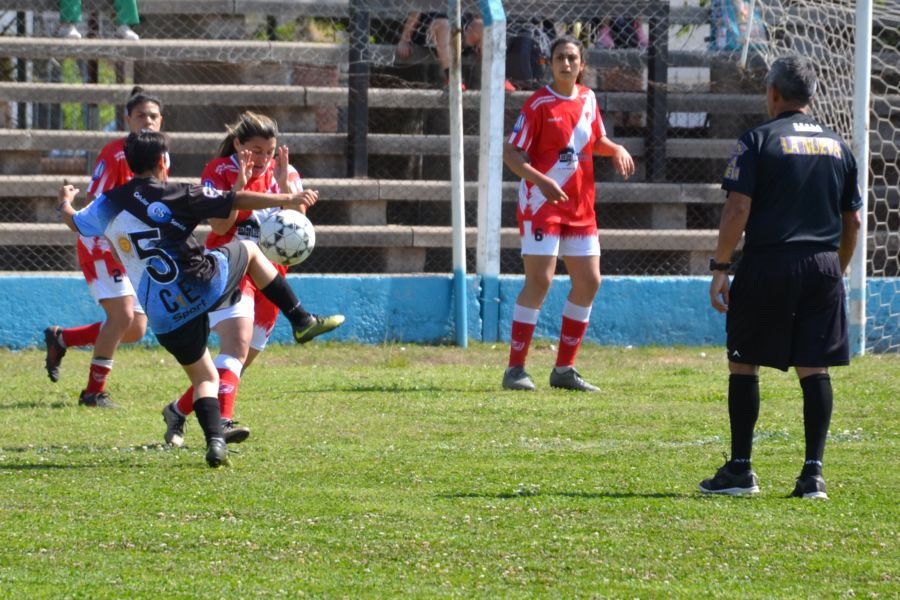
502, 36, 635, 392
43, 87, 165, 407
161, 112, 344, 447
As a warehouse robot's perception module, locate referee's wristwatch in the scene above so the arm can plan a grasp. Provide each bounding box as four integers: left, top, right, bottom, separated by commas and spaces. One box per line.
709, 258, 732, 272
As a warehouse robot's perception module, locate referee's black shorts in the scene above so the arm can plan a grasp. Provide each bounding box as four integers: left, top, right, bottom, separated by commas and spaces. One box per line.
155, 240, 249, 366
726, 246, 850, 371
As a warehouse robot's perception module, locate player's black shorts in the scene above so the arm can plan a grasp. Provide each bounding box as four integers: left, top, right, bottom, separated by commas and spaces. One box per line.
155, 240, 249, 365
726, 246, 849, 371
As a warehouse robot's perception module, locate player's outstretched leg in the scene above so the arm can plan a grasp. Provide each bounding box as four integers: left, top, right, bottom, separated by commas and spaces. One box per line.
241, 240, 345, 343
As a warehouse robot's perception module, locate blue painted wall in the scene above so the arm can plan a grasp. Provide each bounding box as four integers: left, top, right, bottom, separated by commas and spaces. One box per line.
1, 275, 897, 351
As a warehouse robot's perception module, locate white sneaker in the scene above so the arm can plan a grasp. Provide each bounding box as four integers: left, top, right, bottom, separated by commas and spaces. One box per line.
59, 23, 82, 39
116, 25, 139, 40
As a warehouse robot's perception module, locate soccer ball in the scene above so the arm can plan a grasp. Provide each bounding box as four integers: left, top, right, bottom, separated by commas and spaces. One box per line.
258, 209, 315, 266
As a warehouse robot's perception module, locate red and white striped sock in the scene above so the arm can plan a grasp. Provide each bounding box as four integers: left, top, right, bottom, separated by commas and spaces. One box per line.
213, 354, 243, 421
508, 304, 540, 368
555, 301, 592, 369
84, 357, 113, 394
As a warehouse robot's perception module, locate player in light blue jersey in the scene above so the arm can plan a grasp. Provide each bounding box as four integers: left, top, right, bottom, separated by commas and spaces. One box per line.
57, 131, 325, 468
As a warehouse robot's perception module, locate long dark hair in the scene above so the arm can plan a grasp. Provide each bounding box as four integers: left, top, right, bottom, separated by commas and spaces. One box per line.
217, 111, 279, 158
549, 35, 585, 85
125, 85, 162, 115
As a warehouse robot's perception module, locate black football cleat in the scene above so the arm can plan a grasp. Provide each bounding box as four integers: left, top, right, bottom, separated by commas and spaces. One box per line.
44, 326, 67, 383
699, 462, 760, 496
78, 390, 118, 409
791, 474, 828, 500
502, 366, 536, 391
222, 420, 250, 444
205, 437, 228, 468
162, 404, 186, 447
292, 313, 345, 344
549, 367, 599, 392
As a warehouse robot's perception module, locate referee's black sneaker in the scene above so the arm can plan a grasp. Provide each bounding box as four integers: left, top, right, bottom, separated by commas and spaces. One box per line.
791, 474, 829, 500
205, 437, 228, 468
699, 463, 760, 496
79, 390, 118, 409
44, 326, 66, 383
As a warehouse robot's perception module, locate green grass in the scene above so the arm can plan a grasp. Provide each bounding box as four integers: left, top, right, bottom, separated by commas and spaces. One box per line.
1, 344, 897, 597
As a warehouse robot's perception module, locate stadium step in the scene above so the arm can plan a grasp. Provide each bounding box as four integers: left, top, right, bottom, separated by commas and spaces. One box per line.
0, 82, 774, 114
0, 175, 726, 205
0, 222, 728, 252
0, 128, 738, 160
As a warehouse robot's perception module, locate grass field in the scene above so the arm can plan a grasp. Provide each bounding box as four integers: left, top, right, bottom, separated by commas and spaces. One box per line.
1, 343, 897, 597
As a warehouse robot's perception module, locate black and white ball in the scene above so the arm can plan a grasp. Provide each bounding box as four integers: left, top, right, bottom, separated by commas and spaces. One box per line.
258, 209, 315, 266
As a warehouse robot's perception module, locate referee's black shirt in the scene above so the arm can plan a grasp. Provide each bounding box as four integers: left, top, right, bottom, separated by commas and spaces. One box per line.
722, 110, 863, 254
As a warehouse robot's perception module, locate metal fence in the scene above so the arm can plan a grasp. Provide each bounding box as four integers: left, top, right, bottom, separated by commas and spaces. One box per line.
0, 1, 897, 293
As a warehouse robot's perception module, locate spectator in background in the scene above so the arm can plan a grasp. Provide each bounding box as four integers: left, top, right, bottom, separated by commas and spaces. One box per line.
588, 16, 647, 129
396, 12, 454, 84
58, 0, 140, 40
395, 11, 511, 90
592, 16, 648, 50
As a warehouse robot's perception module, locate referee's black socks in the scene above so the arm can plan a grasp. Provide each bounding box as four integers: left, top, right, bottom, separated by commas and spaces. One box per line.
728, 374, 760, 473
259, 276, 312, 326
800, 373, 833, 477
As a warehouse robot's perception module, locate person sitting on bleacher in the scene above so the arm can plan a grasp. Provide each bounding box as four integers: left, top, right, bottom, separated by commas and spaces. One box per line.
58, 0, 140, 40
395, 11, 491, 90
395, 12, 453, 85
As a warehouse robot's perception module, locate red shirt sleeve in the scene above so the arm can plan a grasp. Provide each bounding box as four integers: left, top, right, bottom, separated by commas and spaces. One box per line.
87, 140, 131, 198
507, 97, 540, 153
201, 159, 233, 191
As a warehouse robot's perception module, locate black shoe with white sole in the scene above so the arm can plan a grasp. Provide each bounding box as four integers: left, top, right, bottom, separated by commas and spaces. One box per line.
699, 463, 760, 496
791, 474, 828, 500
162, 404, 186, 447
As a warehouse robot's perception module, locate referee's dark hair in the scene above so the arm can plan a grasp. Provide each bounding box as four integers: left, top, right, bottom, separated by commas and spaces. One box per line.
124, 130, 169, 174
126, 85, 163, 116
766, 55, 818, 104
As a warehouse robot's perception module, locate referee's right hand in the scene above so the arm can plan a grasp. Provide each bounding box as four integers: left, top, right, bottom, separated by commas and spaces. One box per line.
709, 271, 730, 313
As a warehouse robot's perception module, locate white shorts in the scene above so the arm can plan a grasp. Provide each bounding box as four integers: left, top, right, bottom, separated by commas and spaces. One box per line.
86, 260, 145, 314
207, 293, 272, 352
520, 221, 601, 257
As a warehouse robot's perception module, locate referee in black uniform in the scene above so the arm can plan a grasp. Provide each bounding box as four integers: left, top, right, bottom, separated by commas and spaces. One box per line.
699, 55, 862, 499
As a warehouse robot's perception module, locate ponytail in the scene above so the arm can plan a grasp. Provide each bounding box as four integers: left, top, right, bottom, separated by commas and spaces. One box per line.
217, 111, 280, 158
125, 85, 163, 115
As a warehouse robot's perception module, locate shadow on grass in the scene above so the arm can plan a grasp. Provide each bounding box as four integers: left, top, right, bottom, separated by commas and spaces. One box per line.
301, 384, 498, 394
0, 462, 101, 471
0, 443, 175, 453
438, 491, 689, 500
0, 401, 69, 410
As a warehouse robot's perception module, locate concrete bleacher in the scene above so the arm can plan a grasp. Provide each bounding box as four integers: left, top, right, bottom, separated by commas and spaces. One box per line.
0, 1, 778, 274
